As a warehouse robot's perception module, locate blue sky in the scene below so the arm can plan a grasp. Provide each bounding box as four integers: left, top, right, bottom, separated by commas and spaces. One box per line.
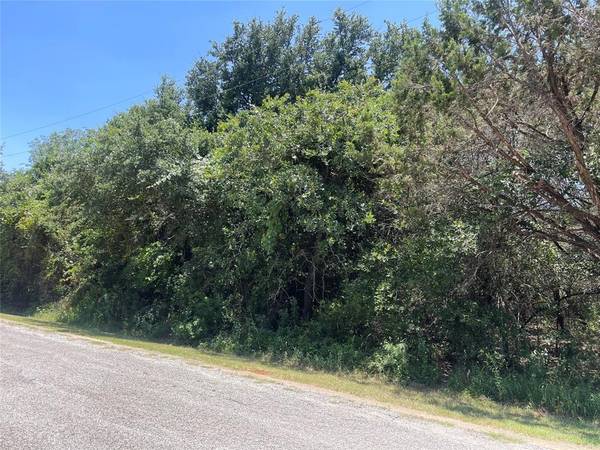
1, 1, 436, 171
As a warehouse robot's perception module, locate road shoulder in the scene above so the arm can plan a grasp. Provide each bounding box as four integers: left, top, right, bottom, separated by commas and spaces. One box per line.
0, 313, 596, 450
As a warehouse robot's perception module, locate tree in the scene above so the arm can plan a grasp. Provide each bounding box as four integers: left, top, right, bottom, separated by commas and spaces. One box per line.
395, 0, 600, 258
1, 5, 598, 420
186, 11, 320, 129
201, 82, 398, 324
315, 9, 372, 88
186, 9, 378, 130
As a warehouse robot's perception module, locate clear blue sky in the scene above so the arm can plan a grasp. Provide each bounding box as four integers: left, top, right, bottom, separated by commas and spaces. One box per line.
1, 1, 436, 171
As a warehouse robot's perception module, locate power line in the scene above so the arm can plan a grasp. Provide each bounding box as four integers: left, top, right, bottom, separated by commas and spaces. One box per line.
2, 68, 285, 157
2, 3, 432, 159
2, 90, 156, 142
1, 66, 288, 158
1, 0, 374, 146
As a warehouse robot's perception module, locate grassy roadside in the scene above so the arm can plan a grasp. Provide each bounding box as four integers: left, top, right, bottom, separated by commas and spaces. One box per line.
1, 311, 598, 449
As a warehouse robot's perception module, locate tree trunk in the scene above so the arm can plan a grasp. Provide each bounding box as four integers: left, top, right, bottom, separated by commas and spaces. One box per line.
302, 257, 316, 320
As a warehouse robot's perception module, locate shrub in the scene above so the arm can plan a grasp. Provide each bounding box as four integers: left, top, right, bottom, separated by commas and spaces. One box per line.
368, 342, 408, 382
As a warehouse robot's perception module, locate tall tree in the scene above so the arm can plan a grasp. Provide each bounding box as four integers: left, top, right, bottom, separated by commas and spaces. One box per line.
395, 0, 600, 258
315, 9, 372, 88
186, 11, 320, 129
186, 9, 377, 130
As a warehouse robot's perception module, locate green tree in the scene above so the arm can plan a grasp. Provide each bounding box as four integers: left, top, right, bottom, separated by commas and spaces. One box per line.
186, 11, 321, 129
395, 0, 600, 258
186, 9, 377, 130
198, 82, 398, 325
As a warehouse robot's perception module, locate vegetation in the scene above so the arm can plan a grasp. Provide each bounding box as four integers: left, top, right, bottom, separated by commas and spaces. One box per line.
2, 311, 599, 447
1, 0, 599, 424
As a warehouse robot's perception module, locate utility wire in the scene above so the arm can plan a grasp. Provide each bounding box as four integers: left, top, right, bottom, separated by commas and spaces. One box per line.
2, 2, 432, 159
2, 91, 155, 142
2, 0, 374, 147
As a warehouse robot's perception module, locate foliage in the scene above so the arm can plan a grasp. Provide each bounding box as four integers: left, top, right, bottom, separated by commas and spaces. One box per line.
1, 1, 599, 420
186, 9, 405, 129
394, 0, 600, 257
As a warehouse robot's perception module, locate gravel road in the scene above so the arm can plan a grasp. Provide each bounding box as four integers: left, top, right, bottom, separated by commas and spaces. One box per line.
0, 321, 546, 450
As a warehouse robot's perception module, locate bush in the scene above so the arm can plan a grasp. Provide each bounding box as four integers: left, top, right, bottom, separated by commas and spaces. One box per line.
368, 342, 408, 382
447, 365, 600, 419
33, 301, 77, 323
198, 323, 367, 372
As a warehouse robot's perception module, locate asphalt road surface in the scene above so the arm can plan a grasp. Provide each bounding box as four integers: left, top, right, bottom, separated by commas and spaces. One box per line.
0, 321, 546, 450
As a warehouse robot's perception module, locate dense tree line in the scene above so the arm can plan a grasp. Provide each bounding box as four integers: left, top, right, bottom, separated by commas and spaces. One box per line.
1, 0, 599, 419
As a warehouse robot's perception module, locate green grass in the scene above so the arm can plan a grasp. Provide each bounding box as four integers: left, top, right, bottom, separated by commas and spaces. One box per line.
1, 311, 598, 449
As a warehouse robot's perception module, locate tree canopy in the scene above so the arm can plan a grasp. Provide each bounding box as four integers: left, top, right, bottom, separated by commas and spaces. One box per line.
1, 0, 599, 420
